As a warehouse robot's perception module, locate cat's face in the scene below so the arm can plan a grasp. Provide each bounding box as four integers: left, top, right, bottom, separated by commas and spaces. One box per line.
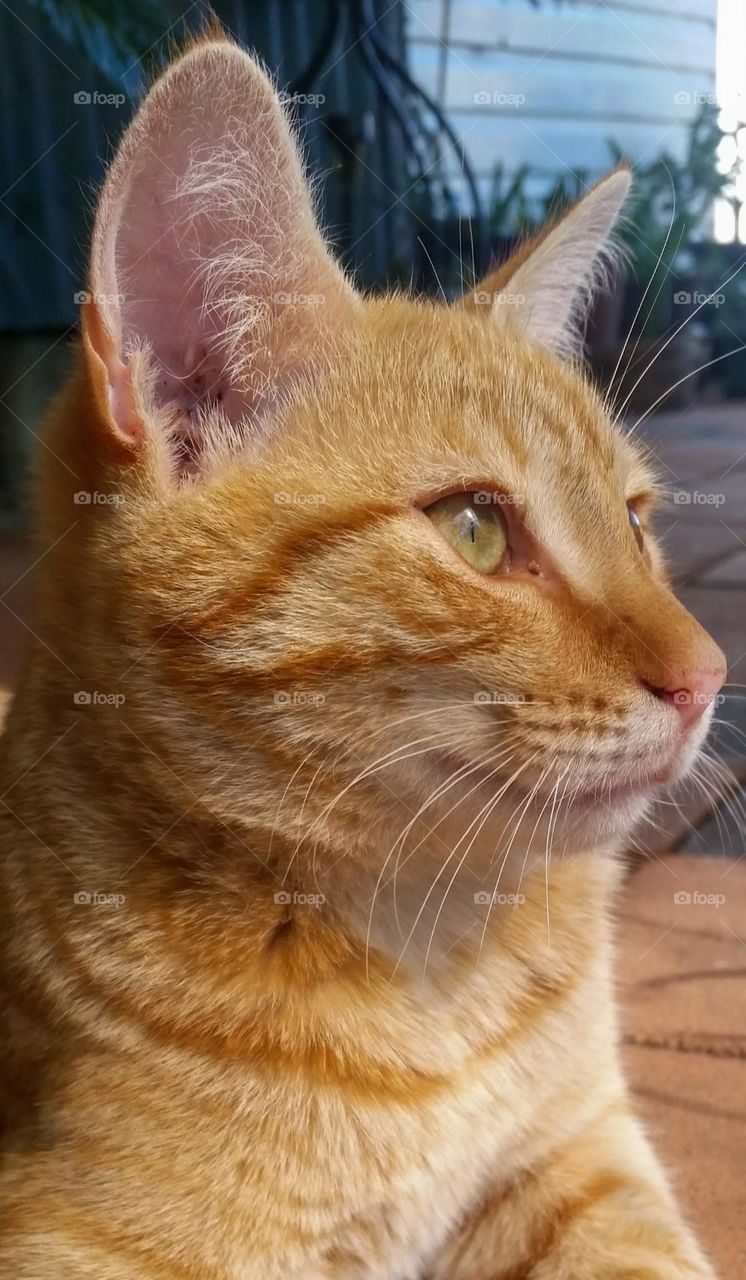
76, 37, 725, 876
118, 297, 721, 864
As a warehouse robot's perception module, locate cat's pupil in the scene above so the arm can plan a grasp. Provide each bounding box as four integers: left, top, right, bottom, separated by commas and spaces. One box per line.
455, 508, 478, 543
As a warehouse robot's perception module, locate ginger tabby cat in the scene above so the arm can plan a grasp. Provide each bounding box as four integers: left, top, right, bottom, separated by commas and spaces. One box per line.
0, 33, 726, 1280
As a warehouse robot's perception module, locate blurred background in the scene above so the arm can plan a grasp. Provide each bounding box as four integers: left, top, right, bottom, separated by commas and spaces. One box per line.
1, 0, 745, 828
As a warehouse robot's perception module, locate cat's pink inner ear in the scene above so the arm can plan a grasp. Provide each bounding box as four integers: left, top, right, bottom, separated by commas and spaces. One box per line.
86, 38, 356, 468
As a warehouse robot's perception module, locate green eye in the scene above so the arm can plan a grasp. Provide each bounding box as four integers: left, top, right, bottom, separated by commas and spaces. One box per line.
628, 505, 644, 553
424, 492, 508, 574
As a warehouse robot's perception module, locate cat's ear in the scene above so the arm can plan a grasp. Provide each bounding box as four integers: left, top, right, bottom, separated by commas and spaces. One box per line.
465, 167, 631, 359
82, 35, 356, 472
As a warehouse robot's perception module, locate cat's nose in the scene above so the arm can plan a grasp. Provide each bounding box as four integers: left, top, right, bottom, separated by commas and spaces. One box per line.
645, 660, 726, 732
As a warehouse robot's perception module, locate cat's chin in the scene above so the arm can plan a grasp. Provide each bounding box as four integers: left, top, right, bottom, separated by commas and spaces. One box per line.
559, 789, 652, 848
408, 724, 710, 857
559, 735, 708, 847
420, 748, 686, 853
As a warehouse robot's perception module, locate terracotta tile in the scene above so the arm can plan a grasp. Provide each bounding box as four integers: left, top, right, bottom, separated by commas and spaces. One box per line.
620, 854, 746, 1280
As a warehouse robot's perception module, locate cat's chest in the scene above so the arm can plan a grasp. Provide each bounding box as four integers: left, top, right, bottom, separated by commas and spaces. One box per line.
229, 949, 607, 1265
221, 975, 608, 1280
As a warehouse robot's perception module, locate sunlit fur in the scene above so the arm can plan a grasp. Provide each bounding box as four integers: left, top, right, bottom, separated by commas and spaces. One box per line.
0, 36, 722, 1280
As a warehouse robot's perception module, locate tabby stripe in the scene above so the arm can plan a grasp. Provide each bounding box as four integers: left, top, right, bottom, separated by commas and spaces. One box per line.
187, 502, 399, 636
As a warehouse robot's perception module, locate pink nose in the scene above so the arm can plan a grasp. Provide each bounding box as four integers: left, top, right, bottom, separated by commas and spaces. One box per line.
649, 667, 726, 732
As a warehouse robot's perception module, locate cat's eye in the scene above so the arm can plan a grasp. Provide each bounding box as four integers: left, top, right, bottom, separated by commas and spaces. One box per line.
424, 493, 508, 574
628, 505, 644, 553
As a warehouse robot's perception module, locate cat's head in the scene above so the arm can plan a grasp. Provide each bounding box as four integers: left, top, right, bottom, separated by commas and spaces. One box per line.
61, 37, 724, 879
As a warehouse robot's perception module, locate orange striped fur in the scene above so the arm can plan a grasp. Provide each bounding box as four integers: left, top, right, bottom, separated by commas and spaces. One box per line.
0, 33, 721, 1279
